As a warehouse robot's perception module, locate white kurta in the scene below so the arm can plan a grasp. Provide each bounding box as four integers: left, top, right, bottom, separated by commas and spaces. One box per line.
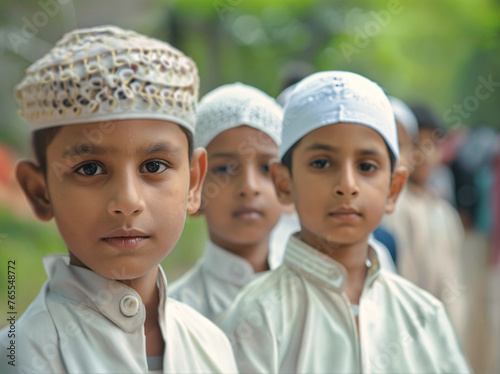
0, 255, 238, 374
217, 235, 470, 374
171, 234, 395, 322
169, 240, 282, 321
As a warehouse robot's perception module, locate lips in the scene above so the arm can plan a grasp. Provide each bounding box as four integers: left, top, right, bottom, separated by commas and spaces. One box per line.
101, 228, 150, 250
328, 206, 361, 222
232, 206, 264, 220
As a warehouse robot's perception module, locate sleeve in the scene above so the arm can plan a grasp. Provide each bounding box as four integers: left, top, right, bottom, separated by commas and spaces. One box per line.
218, 300, 279, 374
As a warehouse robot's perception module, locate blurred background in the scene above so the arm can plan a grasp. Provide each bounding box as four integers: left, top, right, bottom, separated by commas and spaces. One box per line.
0, 0, 499, 372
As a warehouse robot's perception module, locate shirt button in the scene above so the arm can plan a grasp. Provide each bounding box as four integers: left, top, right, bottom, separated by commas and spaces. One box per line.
120, 294, 140, 317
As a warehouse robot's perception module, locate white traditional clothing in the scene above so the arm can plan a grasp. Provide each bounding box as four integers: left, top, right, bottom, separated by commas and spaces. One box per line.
0, 254, 237, 374
169, 240, 282, 321
381, 185, 467, 338
218, 235, 470, 374
170, 230, 396, 322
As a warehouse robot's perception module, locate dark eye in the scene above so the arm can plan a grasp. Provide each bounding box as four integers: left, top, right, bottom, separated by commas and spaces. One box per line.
359, 163, 378, 172
310, 159, 330, 169
261, 164, 270, 173
75, 163, 104, 176
213, 164, 237, 175
140, 161, 167, 174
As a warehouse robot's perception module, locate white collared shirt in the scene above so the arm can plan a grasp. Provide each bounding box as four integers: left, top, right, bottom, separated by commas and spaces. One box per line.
0, 254, 238, 374
217, 235, 470, 374
169, 240, 282, 321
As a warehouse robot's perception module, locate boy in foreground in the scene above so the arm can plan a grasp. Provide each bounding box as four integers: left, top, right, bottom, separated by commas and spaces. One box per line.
0, 26, 237, 373
218, 71, 470, 373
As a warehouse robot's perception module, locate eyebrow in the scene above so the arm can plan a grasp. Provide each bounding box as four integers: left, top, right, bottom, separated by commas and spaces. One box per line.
208, 152, 278, 160
145, 142, 182, 156
61, 142, 181, 158
62, 143, 107, 158
304, 143, 385, 157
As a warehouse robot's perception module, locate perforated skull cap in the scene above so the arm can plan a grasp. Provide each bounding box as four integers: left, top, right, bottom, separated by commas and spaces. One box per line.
195, 82, 283, 149
14, 25, 199, 134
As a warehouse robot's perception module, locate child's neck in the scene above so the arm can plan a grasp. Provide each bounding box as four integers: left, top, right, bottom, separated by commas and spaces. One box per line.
120, 268, 165, 357
301, 232, 370, 305
210, 235, 270, 273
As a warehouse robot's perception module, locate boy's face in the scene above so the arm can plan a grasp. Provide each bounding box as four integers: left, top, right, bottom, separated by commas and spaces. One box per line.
202, 126, 282, 251
410, 128, 442, 187
273, 123, 406, 250
17, 119, 206, 281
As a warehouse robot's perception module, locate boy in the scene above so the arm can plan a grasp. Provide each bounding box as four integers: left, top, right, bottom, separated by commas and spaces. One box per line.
0, 26, 237, 373
382, 103, 467, 341
218, 71, 470, 373
169, 83, 284, 321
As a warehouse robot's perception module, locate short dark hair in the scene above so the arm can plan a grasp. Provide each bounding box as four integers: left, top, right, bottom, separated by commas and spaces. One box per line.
32, 126, 62, 173
281, 138, 395, 176
409, 105, 445, 132
32, 124, 194, 175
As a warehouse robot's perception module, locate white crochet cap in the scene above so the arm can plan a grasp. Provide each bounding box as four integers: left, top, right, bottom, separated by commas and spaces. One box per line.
195, 82, 283, 148
14, 25, 199, 134
281, 71, 399, 164
388, 96, 418, 140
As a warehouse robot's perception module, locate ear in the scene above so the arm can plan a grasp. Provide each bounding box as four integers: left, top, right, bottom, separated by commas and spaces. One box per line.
270, 161, 294, 206
16, 160, 53, 221
186, 147, 207, 215
385, 165, 408, 214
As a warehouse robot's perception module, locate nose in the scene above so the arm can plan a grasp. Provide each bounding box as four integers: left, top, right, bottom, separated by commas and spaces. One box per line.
333, 163, 359, 198
235, 165, 261, 198
107, 170, 145, 217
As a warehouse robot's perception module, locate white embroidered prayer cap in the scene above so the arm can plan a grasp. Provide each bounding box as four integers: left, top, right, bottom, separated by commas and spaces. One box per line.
195, 82, 283, 148
280, 71, 399, 164
14, 25, 199, 134
389, 96, 418, 140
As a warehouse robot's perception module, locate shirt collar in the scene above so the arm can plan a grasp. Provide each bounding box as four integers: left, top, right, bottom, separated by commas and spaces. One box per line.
202, 240, 277, 287
283, 234, 381, 293
44, 254, 167, 334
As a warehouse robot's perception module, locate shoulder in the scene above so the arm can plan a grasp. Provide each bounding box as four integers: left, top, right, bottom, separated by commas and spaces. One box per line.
168, 261, 204, 299
165, 298, 238, 370
0, 284, 65, 373
378, 270, 444, 312
232, 264, 303, 308
217, 264, 307, 335
166, 297, 230, 343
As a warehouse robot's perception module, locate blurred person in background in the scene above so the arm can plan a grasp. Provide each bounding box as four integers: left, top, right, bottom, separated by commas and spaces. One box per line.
450, 124, 499, 373
490, 137, 500, 373
381, 103, 467, 344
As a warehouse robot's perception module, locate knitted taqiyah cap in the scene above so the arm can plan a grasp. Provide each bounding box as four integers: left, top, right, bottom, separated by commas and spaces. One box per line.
14, 25, 199, 134
195, 82, 283, 149
280, 71, 399, 164
389, 96, 418, 140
